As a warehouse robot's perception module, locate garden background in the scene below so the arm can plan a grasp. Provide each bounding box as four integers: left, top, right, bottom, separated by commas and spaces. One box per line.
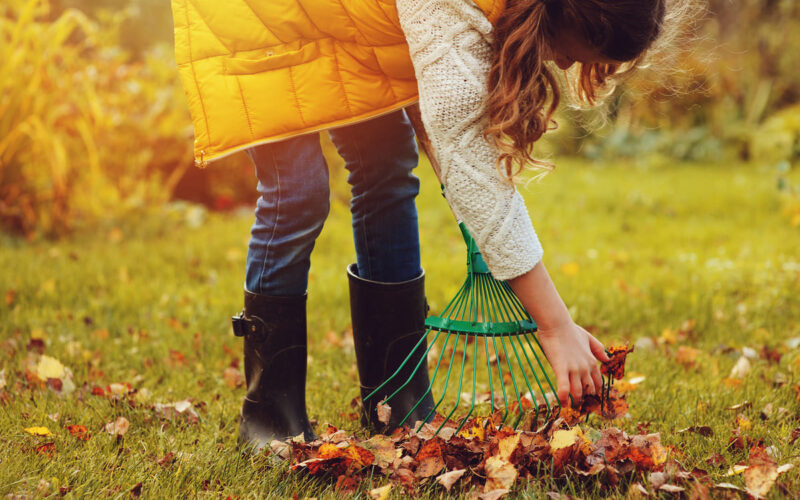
2, 0, 800, 498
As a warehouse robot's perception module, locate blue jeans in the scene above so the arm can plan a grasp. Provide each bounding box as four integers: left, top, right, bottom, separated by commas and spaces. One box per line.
245, 110, 422, 296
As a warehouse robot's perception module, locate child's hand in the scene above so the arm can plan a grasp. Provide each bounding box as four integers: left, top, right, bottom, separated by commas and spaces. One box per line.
536, 321, 610, 406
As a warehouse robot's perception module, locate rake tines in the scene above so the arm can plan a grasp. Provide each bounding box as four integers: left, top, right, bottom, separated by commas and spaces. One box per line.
364, 223, 564, 435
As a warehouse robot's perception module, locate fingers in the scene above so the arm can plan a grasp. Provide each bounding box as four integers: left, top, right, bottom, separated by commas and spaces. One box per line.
569, 371, 583, 405
587, 332, 611, 362
590, 365, 604, 397
557, 370, 571, 406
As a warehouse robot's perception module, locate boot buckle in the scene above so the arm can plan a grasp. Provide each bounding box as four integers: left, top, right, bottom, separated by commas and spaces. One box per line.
232, 311, 268, 342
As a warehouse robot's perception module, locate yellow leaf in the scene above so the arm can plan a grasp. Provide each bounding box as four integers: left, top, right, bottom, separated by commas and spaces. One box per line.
660, 328, 677, 344
560, 262, 580, 276
36, 355, 65, 380
550, 427, 581, 450
498, 433, 520, 460
30, 328, 46, 340
24, 426, 52, 436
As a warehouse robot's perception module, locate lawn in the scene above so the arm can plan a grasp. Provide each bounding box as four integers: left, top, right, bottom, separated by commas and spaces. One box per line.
1, 153, 799, 498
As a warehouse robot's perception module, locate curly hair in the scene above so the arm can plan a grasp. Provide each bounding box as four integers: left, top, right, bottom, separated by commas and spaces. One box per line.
485, 0, 674, 182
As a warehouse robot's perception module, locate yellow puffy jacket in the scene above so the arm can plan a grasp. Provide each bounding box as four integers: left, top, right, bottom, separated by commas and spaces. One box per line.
171, 0, 506, 167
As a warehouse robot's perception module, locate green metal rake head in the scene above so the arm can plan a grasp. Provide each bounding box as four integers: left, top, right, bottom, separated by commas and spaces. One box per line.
364, 223, 566, 436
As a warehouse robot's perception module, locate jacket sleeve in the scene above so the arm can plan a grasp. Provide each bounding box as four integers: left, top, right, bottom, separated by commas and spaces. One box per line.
396, 0, 544, 281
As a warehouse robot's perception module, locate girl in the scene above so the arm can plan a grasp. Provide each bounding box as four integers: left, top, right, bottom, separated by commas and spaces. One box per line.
171, 0, 670, 452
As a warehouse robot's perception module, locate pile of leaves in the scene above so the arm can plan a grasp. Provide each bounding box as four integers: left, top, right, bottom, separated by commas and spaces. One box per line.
258, 345, 793, 498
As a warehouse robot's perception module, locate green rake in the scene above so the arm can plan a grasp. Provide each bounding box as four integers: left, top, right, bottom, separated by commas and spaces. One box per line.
360, 105, 579, 436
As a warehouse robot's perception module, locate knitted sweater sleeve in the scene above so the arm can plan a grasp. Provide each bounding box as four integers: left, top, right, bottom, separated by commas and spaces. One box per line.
396, 0, 544, 281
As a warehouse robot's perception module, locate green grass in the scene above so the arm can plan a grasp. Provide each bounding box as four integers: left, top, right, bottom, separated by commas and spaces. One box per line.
1, 155, 800, 498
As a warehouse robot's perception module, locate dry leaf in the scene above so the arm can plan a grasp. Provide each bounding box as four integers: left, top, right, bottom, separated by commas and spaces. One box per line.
369, 484, 392, 500
105, 416, 130, 436
65, 425, 90, 441
479, 489, 510, 500
729, 356, 751, 379
36, 355, 65, 380
24, 426, 52, 436
497, 433, 521, 461
601, 345, 634, 379
744, 446, 779, 497
376, 400, 392, 425
550, 428, 580, 450
484, 455, 517, 492
436, 469, 466, 491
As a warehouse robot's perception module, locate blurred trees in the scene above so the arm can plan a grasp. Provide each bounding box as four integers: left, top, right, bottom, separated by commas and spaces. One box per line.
0, 0, 192, 237
1, 0, 798, 237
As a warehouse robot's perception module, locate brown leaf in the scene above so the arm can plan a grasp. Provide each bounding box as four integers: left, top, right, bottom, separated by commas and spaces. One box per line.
497, 432, 521, 461
105, 416, 130, 436
744, 446, 779, 498
601, 345, 634, 379
436, 468, 466, 491
157, 452, 176, 467
479, 488, 510, 500
130, 482, 142, 498
376, 400, 391, 425
416, 440, 445, 478
677, 426, 713, 437
362, 435, 396, 469
484, 455, 517, 492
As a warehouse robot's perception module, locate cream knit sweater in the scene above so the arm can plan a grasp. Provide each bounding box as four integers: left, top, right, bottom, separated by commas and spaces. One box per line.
397, 0, 544, 281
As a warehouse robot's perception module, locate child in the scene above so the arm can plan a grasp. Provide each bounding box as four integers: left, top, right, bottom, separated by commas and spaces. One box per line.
171, 0, 670, 452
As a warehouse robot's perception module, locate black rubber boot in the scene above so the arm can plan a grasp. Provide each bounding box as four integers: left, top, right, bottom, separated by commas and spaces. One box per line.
347, 263, 436, 432
232, 289, 317, 452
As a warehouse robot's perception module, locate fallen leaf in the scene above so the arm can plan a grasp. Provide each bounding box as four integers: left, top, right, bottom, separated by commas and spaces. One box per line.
376, 401, 391, 425
601, 345, 634, 379
369, 484, 392, 500
729, 356, 751, 379
35, 442, 56, 457
416, 440, 445, 478
744, 446, 779, 497
484, 455, 517, 492
659, 484, 685, 493
677, 426, 713, 437
223, 367, 245, 389
24, 426, 52, 436
436, 469, 466, 491
479, 489, 510, 500
65, 425, 90, 441
497, 432, 521, 461
550, 428, 580, 450
36, 355, 65, 380
105, 416, 130, 436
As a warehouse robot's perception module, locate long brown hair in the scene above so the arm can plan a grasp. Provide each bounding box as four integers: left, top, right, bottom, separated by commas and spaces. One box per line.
485, 0, 669, 181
